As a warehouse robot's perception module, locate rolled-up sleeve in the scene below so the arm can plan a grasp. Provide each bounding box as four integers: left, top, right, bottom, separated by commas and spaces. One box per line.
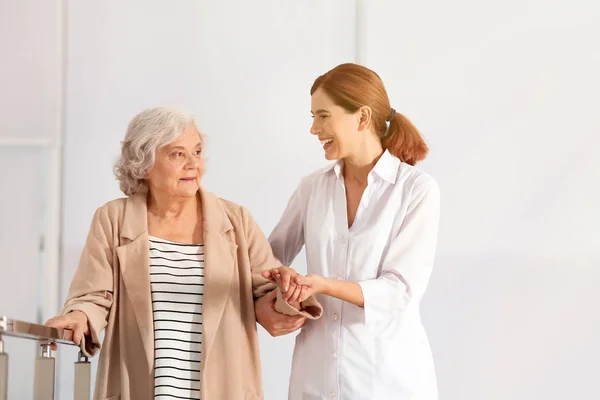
242, 206, 322, 320
358, 179, 440, 326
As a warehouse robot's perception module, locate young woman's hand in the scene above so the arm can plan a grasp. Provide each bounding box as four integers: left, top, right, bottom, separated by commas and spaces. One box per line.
263, 266, 300, 294
292, 274, 328, 303
262, 266, 307, 303
262, 267, 328, 304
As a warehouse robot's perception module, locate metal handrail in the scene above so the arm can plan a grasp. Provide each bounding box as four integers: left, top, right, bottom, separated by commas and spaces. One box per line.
0, 317, 74, 345
0, 316, 90, 400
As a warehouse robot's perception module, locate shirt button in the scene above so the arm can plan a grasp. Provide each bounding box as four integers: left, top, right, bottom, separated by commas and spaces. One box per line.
332, 313, 339, 321
330, 392, 337, 398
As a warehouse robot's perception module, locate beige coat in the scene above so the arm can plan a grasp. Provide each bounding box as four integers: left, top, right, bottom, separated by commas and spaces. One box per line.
61, 188, 322, 400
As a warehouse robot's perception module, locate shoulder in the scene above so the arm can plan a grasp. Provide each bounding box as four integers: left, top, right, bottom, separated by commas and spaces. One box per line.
304, 163, 335, 183
395, 164, 440, 214
217, 196, 244, 218
82, 197, 129, 240
397, 163, 439, 197
293, 163, 336, 196
99, 197, 128, 211
93, 197, 128, 221
214, 196, 257, 228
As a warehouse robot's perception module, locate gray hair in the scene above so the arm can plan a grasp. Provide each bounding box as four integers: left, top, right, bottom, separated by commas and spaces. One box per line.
114, 107, 200, 196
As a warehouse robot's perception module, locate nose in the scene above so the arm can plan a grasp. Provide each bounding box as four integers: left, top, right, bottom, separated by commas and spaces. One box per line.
310, 120, 320, 135
184, 154, 200, 169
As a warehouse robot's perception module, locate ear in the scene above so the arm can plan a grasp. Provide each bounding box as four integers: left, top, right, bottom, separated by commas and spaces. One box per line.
357, 106, 372, 132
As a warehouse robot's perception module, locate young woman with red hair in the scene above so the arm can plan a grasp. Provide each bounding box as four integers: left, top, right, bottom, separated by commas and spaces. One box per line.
262, 63, 440, 399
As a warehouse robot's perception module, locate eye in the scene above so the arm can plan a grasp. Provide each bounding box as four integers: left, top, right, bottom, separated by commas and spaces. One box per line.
193, 150, 202, 156
320, 115, 328, 120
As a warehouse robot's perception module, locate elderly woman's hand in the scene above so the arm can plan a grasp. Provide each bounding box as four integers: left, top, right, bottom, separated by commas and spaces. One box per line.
45, 311, 89, 350
255, 290, 306, 337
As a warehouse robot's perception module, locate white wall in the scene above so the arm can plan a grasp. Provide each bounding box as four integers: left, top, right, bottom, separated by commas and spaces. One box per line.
0, 1, 63, 398
0, 148, 46, 399
360, 0, 600, 399
2, 1, 598, 399
59, 1, 355, 399
0, 1, 62, 141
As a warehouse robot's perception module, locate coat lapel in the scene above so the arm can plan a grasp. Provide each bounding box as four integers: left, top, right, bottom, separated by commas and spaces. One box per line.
114, 189, 237, 382
116, 193, 154, 371
199, 188, 237, 370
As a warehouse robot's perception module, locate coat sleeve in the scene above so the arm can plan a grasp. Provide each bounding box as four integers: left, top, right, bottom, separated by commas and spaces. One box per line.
60, 206, 115, 357
242, 207, 322, 320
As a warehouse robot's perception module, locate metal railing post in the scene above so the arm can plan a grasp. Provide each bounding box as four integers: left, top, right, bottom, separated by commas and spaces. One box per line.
33, 342, 55, 400
0, 335, 8, 400
73, 351, 90, 400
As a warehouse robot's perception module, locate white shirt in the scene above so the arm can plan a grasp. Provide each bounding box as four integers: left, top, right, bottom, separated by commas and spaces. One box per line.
269, 150, 440, 400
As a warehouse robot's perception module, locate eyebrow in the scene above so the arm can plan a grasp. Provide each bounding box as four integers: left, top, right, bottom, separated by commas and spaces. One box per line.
168, 143, 202, 151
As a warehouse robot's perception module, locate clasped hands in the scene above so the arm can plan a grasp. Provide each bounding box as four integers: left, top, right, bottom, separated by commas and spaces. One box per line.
262, 266, 327, 307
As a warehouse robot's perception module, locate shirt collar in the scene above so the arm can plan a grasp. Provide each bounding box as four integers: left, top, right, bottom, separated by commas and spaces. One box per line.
330, 149, 400, 184
372, 149, 400, 184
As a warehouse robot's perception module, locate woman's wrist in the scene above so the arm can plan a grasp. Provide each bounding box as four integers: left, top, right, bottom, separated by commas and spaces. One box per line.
321, 276, 335, 296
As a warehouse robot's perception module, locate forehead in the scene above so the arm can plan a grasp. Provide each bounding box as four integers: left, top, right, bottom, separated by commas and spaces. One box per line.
165, 127, 202, 147
311, 88, 337, 112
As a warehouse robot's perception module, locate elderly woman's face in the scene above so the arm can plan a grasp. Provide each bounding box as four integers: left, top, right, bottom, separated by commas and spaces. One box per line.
146, 127, 204, 198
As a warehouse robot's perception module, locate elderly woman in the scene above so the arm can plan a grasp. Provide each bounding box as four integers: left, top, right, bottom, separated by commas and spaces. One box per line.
45, 107, 322, 400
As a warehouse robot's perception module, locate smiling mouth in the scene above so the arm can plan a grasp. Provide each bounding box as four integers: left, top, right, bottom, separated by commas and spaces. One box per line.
320, 138, 333, 145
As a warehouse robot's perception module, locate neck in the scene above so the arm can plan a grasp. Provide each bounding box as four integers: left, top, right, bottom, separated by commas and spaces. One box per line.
147, 191, 199, 219
343, 136, 385, 184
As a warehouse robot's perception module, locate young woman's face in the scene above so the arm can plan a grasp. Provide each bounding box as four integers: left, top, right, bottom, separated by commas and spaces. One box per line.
310, 88, 364, 161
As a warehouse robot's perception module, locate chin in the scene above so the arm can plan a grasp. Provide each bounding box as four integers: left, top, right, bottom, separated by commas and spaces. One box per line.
181, 188, 199, 197
324, 151, 341, 161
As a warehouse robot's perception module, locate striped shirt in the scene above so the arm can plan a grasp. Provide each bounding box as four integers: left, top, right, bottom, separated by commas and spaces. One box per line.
149, 236, 204, 400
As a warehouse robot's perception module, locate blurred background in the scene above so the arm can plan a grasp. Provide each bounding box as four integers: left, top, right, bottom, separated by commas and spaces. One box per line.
1, 0, 599, 399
